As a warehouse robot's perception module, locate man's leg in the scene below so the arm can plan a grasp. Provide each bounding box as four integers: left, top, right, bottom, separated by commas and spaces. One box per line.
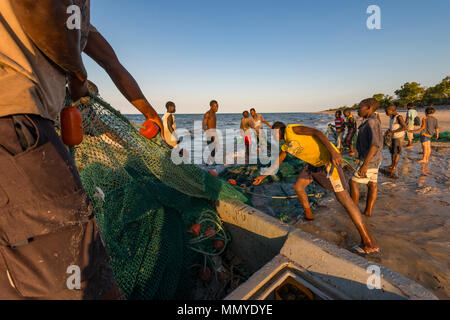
365, 182, 378, 217
425, 141, 432, 162
334, 191, 379, 253
293, 169, 314, 221
350, 180, 360, 207
406, 131, 413, 148
419, 142, 427, 163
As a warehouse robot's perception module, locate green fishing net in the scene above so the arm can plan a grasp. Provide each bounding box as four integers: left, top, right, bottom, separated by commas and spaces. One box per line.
68, 94, 248, 300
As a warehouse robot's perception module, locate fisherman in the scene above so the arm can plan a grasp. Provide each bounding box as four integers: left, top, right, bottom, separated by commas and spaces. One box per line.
240, 111, 255, 164
0, 0, 163, 299
349, 98, 383, 218
253, 122, 379, 255
162, 101, 178, 148
410, 106, 439, 164
384, 105, 407, 178
343, 109, 357, 156
250, 108, 271, 151
333, 111, 345, 151
203, 100, 219, 165
405, 103, 419, 149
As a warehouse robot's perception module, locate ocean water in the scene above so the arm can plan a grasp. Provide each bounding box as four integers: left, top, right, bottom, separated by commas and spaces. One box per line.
126, 112, 335, 165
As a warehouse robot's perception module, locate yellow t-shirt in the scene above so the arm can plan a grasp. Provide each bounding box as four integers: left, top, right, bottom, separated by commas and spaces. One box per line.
281, 124, 339, 167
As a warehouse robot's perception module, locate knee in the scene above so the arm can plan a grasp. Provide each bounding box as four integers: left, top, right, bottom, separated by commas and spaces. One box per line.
293, 180, 308, 193
368, 182, 378, 192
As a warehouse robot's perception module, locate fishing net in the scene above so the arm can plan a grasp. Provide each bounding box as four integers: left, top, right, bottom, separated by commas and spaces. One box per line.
66, 94, 248, 300
411, 132, 450, 143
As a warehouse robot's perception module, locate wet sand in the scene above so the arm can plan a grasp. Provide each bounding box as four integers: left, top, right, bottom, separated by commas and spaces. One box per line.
294, 144, 450, 299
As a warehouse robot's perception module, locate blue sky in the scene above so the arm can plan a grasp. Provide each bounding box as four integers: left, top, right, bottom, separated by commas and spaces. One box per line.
84, 0, 450, 114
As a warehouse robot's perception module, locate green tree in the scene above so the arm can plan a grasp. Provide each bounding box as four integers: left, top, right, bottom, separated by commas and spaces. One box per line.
423, 76, 450, 105
394, 82, 425, 107
373, 94, 394, 108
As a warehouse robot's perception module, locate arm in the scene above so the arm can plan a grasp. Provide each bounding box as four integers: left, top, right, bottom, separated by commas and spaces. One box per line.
411, 118, 426, 134
393, 115, 407, 134
83, 29, 164, 136
11, 0, 88, 99
292, 126, 343, 167
263, 119, 272, 128
436, 128, 439, 140
167, 115, 175, 134
203, 112, 209, 131
253, 151, 287, 185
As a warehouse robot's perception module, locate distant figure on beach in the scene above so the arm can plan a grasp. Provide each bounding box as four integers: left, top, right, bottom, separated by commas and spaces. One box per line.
203, 100, 219, 165
253, 122, 379, 255
344, 109, 357, 156
333, 111, 345, 151
410, 107, 440, 163
162, 101, 178, 148
384, 105, 407, 178
240, 111, 255, 164
250, 108, 271, 150
405, 103, 419, 149
350, 98, 383, 218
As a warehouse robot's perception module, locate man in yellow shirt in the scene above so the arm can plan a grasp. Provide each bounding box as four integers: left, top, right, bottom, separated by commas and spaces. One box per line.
254, 122, 379, 255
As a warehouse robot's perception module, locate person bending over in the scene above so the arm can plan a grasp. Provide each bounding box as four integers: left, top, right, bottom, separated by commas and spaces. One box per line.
253, 122, 379, 255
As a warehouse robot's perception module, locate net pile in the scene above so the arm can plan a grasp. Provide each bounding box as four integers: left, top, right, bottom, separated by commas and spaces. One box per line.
70, 94, 248, 300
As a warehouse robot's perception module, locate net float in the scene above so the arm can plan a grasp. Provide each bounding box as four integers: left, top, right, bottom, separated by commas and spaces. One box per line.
204, 227, 216, 239
228, 179, 237, 186
188, 224, 201, 237
213, 240, 225, 252
61, 105, 83, 146
199, 266, 211, 281
208, 170, 218, 178
140, 120, 159, 139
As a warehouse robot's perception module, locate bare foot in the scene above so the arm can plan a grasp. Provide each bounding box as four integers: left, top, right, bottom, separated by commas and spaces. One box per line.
305, 214, 315, 221
349, 152, 355, 157
363, 245, 380, 254
418, 159, 428, 164
364, 211, 372, 217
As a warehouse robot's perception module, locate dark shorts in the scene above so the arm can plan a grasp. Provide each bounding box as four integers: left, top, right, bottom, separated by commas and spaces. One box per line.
390, 138, 402, 156
420, 135, 432, 143
298, 164, 349, 193
0, 115, 121, 300
207, 136, 216, 157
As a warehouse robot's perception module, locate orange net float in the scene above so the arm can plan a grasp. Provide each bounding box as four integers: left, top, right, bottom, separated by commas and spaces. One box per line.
140, 120, 160, 139
60, 105, 83, 146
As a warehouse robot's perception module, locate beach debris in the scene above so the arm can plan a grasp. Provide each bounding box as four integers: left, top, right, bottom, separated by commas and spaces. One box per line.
93, 187, 105, 202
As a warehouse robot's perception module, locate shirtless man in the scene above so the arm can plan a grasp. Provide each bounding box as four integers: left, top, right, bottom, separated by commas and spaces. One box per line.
250, 108, 271, 150
240, 111, 255, 164
203, 100, 219, 165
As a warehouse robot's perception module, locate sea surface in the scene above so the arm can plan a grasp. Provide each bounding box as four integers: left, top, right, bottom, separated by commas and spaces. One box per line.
126, 112, 450, 299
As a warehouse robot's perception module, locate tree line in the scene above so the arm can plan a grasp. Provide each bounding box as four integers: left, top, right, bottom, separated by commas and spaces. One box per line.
328, 76, 450, 111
